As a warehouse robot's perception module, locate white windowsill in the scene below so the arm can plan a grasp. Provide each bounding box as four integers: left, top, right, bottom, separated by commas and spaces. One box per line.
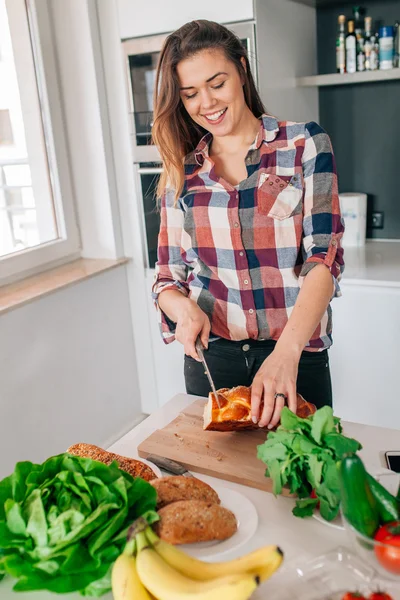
0, 257, 129, 315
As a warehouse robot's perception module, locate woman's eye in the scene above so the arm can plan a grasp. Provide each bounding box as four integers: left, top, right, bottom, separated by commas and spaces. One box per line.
184, 81, 225, 100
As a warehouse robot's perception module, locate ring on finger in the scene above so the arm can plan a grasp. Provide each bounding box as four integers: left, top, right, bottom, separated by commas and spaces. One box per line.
274, 392, 288, 402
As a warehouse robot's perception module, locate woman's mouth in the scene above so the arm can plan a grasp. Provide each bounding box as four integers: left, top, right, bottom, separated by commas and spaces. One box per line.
202, 107, 227, 125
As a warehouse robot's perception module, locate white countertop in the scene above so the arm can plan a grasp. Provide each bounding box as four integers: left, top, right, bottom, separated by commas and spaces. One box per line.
1, 393, 400, 599
343, 240, 400, 287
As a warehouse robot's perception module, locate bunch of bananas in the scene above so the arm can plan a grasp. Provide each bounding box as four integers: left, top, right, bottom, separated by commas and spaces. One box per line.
112, 521, 283, 600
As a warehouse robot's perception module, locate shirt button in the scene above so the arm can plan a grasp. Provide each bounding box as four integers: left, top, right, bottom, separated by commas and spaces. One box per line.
239, 251, 244, 256
242, 344, 250, 352
269, 181, 274, 186
279, 183, 284, 188
332, 239, 337, 246
244, 279, 249, 285
249, 309, 254, 314
234, 222, 239, 228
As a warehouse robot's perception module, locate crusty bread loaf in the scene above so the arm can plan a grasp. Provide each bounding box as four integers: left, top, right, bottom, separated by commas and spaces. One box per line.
203, 386, 317, 431
154, 500, 237, 544
150, 475, 220, 509
67, 443, 157, 482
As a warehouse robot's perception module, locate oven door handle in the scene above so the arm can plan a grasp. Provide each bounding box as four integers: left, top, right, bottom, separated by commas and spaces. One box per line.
137, 167, 163, 175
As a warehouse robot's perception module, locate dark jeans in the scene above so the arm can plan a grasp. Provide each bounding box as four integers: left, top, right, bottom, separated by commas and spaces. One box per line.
184, 338, 332, 409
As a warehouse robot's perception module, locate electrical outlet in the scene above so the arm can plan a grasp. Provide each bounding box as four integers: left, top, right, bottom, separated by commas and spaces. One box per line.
371, 211, 384, 229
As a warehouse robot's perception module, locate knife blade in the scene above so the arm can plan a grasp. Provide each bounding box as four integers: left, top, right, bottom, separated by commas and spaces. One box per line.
195, 338, 221, 409
145, 454, 194, 477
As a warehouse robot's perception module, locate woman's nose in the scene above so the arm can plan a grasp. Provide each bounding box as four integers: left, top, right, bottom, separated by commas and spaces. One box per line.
199, 90, 217, 111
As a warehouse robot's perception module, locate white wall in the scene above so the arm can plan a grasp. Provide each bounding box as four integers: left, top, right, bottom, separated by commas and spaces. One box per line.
255, 0, 319, 123
117, 0, 254, 39
0, 266, 142, 479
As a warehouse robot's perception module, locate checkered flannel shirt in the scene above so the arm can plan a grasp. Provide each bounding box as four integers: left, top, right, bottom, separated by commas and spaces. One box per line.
152, 115, 345, 351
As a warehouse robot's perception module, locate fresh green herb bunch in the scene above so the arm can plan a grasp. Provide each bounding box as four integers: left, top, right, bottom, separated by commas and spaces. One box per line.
0, 454, 157, 595
257, 406, 362, 521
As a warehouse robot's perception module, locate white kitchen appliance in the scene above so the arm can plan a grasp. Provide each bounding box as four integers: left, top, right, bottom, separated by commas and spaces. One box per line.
339, 192, 368, 247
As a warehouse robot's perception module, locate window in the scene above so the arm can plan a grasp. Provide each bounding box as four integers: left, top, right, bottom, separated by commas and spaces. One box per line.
0, 0, 79, 284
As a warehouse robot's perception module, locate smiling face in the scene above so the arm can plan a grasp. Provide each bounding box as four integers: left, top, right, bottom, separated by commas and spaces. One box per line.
177, 48, 248, 137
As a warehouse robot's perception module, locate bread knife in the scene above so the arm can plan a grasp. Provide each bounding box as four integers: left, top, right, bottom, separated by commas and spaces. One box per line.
195, 337, 221, 408
145, 454, 194, 477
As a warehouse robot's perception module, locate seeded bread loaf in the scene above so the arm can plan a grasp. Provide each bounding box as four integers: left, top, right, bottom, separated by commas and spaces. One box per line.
154, 500, 237, 544
67, 443, 157, 482
150, 475, 220, 509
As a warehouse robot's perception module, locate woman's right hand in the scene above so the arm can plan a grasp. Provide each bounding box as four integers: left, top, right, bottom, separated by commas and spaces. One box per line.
175, 300, 211, 360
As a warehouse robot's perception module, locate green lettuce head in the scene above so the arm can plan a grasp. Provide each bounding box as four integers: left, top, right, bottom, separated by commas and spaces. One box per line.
0, 453, 157, 595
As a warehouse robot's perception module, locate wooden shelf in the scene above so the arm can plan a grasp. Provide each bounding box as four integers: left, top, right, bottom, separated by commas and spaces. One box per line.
296, 68, 400, 87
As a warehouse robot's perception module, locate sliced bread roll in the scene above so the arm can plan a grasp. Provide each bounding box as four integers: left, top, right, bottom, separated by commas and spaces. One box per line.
203, 386, 317, 431
150, 475, 220, 509
154, 500, 237, 544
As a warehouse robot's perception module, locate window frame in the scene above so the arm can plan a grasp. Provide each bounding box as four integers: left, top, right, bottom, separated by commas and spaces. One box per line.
0, 0, 80, 285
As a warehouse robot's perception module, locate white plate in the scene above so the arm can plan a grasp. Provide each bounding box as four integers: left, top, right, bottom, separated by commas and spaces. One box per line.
312, 465, 400, 531
140, 457, 162, 479
179, 486, 258, 559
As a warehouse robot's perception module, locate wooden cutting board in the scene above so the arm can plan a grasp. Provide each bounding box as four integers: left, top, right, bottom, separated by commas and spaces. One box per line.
138, 398, 292, 496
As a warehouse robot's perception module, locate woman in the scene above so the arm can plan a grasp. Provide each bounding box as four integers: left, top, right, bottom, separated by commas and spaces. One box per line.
151, 20, 344, 429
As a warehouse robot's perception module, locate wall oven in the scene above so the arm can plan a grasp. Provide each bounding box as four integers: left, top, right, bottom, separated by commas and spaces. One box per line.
137, 163, 162, 269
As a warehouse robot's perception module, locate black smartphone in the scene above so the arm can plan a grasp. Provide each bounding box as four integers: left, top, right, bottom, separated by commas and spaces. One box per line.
385, 451, 400, 473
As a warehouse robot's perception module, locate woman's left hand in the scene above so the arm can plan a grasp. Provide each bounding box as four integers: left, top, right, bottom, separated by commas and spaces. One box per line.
251, 347, 300, 429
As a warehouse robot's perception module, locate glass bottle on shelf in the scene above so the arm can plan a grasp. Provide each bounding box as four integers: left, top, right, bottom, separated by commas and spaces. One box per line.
353, 7, 365, 31
336, 15, 346, 74
353, 6, 365, 71
364, 16, 373, 70
346, 20, 357, 74
357, 37, 366, 71
372, 30, 380, 70
394, 21, 400, 68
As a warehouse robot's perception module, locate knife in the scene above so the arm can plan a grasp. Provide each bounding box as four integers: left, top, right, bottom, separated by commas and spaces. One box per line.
195, 337, 221, 408
145, 454, 194, 477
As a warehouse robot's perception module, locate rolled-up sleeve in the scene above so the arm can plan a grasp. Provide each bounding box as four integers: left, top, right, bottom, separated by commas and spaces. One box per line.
299, 121, 345, 298
152, 188, 189, 343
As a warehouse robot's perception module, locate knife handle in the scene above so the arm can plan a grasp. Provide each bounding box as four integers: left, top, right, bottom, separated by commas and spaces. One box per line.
195, 337, 204, 352
146, 454, 194, 477
195, 337, 205, 361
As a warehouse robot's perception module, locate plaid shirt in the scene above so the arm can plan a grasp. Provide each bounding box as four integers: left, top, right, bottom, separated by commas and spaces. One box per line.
153, 115, 345, 351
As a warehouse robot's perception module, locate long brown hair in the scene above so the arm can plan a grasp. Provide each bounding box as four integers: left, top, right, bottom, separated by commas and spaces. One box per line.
152, 20, 265, 201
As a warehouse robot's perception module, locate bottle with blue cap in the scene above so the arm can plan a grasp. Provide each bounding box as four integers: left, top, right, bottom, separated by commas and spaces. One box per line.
379, 26, 394, 70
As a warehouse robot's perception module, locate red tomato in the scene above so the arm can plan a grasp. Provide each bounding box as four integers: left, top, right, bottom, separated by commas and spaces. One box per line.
374, 521, 400, 575
368, 593, 394, 600
341, 593, 366, 600
310, 489, 320, 509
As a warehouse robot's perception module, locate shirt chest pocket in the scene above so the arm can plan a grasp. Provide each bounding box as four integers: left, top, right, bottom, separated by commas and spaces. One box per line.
257, 172, 303, 220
